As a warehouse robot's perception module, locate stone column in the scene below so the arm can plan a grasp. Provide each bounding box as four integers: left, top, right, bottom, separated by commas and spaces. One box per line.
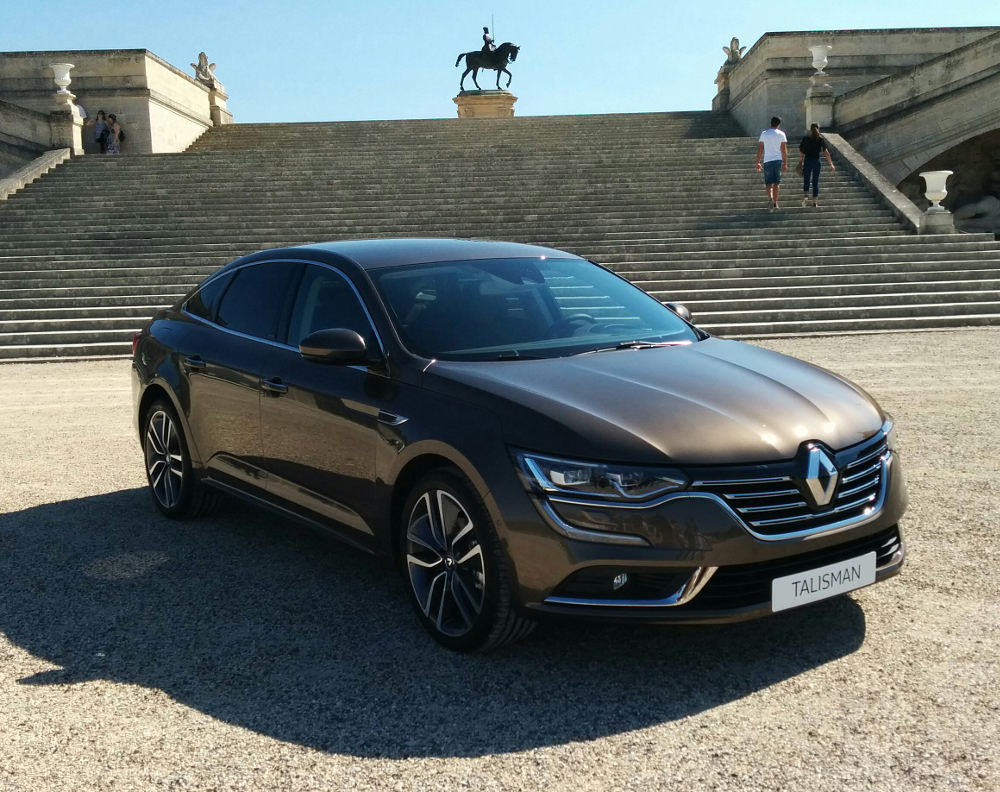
713, 64, 733, 112
209, 87, 233, 126
47, 62, 84, 155
454, 90, 517, 118
804, 44, 834, 131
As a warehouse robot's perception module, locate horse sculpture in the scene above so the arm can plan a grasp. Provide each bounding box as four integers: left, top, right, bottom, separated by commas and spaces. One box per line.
455, 42, 520, 91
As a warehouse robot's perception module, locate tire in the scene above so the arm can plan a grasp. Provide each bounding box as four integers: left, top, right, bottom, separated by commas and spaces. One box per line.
142, 399, 219, 518
400, 469, 535, 652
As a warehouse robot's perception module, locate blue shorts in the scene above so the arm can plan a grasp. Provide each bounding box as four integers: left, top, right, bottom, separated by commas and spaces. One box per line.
763, 160, 782, 185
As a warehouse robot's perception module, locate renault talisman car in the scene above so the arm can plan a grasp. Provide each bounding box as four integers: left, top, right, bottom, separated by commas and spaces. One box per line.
132, 239, 906, 651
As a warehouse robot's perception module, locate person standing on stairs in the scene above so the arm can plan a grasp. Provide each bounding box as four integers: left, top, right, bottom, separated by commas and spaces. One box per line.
799, 123, 836, 207
105, 114, 121, 155
755, 116, 787, 210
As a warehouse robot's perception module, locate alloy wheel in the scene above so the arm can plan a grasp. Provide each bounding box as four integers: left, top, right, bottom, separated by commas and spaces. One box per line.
145, 408, 185, 510
405, 489, 486, 638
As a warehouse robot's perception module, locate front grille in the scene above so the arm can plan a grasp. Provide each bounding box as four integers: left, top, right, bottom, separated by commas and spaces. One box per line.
690, 433, 889, 538
681, 525, 902, 611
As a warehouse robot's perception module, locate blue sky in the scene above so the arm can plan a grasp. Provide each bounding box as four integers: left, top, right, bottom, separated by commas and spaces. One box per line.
3, 1, 996, 122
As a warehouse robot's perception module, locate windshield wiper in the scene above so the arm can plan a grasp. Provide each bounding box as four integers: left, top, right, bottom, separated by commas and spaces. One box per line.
496, 351, 541, 360
577, 340, 690, 355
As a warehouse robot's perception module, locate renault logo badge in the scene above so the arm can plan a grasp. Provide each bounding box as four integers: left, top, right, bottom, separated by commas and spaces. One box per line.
802, 444, 839, 508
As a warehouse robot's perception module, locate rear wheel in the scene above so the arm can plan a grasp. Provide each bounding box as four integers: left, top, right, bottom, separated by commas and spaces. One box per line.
401, 469, 534, 652
143, 399, 218, 518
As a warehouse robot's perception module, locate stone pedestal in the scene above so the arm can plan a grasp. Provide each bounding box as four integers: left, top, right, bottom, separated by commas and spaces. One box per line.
713, 65, 733, 112
454, 90, 517, 119
804, 77, 835, 131
49, 92, 83, 154
209, 87, 233, 126
921, 211, 956, 233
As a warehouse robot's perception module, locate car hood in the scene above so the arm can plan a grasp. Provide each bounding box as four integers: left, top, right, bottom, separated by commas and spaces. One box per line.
423, 338, 885, 464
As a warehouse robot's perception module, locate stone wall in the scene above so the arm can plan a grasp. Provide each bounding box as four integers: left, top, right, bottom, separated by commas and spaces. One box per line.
719, 28, 999, 139
835, 31, 1000, 183
0, 98, 49, 177
0, 49, 225, 160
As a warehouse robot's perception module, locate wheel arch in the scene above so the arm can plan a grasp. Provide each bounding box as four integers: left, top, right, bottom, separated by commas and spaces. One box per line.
386, 443, 496, 567
136, 378, 204, 470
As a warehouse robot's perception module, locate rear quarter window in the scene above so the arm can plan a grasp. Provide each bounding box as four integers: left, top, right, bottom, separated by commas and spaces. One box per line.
185, 272, 232, 321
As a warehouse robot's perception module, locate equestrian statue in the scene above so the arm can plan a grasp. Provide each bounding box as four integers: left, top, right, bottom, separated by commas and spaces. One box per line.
455, 31, 520, 91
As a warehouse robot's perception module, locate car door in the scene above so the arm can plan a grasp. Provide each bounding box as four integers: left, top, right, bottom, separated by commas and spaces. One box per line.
183, 260, 302, 492
258, 262, 392, 540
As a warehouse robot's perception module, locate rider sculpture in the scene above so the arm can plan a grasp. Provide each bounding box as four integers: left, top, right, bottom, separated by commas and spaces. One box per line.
456, 27, 519, 91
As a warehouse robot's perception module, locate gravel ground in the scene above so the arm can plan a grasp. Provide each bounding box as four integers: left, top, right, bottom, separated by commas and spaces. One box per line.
0, 329, 997, 791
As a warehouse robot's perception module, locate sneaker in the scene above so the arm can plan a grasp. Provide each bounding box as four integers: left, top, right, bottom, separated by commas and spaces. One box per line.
802, 196, 810, 207
812, 197, 819, 207
769, 198, 776, 210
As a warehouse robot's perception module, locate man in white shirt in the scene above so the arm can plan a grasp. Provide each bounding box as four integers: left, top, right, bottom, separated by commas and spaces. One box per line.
755, 116, 788, 209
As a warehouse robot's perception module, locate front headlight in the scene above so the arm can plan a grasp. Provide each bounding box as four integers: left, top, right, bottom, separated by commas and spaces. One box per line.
517, 452, 688, 501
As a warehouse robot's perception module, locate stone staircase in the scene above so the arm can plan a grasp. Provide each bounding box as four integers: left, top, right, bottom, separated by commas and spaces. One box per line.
1, 110, 999, 360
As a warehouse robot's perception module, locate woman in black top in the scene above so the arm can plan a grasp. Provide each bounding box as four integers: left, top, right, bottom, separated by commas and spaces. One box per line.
799, 123, 836, 207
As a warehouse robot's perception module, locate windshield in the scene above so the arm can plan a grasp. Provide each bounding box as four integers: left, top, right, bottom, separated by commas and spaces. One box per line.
371, 257, 699, 360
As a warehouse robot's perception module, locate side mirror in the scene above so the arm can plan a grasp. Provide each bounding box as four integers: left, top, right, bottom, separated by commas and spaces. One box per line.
664, 302, 693, 322
299, 328, 369, 364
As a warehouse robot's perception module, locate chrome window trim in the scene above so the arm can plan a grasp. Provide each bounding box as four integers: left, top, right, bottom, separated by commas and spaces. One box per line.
181, 257, 387, 367
544, 565, 718, 608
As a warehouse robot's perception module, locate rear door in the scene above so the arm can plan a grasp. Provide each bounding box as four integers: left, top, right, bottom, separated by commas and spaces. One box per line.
183, 260, 302, 492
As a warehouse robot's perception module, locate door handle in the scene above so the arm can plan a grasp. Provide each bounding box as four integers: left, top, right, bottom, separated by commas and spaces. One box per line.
183, 355, 206, 370
261, 378, 288, 395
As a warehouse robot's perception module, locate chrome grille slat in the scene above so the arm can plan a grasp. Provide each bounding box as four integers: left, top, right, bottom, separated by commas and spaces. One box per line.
845, 443, 888, 470
725, 488, 800, 500
690, 431, 889, 538
737, 499, 808, 514
748, 511, 818, 528
842, 460, 881, 484
831, 493, 877, 514
690, 476, 791, 487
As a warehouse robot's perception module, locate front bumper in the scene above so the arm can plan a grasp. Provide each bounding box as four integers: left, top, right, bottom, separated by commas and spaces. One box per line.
494, 432, 908, 623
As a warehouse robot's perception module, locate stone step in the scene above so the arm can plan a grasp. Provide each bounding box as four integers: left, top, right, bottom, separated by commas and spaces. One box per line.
0, 341, 133, 361
702, 313, 1000, 337
0, 293, 182, 309
0, 304, 168, 320
680, 289, 1000, 313
622, 258, 1000, 281
697, 300, 1000, 324
655, 277, 1000, 301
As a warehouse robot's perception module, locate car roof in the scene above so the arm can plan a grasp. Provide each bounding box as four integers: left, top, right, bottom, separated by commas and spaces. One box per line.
292, 238, 581, 270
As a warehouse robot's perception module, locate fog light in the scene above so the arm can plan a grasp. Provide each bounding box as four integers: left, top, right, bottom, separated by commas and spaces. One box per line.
612, 572, 629, 591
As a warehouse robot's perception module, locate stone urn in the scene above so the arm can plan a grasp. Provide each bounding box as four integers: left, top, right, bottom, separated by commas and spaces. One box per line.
809, 45, 832, 75
921, 170, 954, 213
49, 63, 75, 94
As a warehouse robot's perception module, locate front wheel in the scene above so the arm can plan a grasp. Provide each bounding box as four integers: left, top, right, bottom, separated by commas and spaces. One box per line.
400, 470, 534, 652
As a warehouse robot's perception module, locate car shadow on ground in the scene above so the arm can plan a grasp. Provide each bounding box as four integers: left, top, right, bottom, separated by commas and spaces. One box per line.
0, 488, 866, 758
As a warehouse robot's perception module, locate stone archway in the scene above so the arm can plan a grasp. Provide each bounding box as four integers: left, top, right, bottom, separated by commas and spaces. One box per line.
898, 128, 1000, 235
